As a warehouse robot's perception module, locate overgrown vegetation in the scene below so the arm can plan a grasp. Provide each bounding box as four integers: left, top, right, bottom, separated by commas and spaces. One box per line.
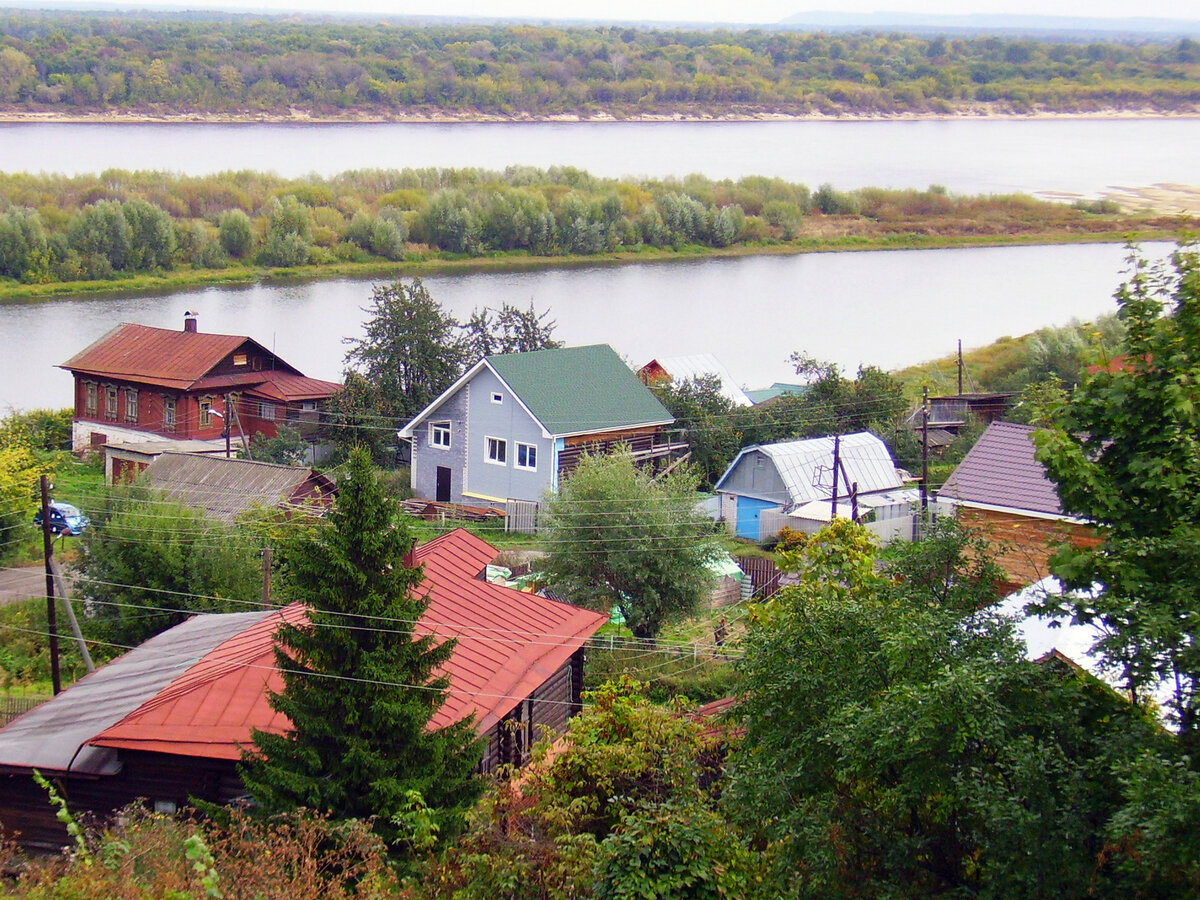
1, 13, 1199, 119
0, 167, 1183, 295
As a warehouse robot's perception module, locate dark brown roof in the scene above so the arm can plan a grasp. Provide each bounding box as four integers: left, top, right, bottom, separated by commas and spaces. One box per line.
939, 421, 1064, 516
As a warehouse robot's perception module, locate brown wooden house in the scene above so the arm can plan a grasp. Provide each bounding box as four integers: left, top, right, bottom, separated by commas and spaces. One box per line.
60, 312, 341, 456
0, 529, 606, 851
937, 421, 1099, 592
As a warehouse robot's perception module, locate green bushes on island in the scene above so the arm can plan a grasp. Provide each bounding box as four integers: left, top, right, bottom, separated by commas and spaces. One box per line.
0, 166, 1170, 292
0, 12, 1199, 118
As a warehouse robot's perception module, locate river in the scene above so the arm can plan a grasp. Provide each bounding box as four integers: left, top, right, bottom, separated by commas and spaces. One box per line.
2, 118, 1197, 198
0, 117, 1189, 413
1, 241, 1169, 414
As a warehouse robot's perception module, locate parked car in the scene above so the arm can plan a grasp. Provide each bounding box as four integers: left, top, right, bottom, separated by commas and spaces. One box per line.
33, 502, 89, 536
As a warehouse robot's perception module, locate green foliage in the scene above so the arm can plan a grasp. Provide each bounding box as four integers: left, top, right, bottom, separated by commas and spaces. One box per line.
0, 428, 52, 566
239, 447, 483, 857
33, 768, 91, 865
242, 425, 307, 466
0, 597, 90, 688
729, 518, 1162, 897
650, 375, 741, 489
75, 485, 263, 647
541, 450, 717, 640
1033, 243, 1200, 748
121, 198, 175, 269
460, 301, 562, 359
0, 206, 48, 281
593, 800, 755, 900
217, 208, 254, 258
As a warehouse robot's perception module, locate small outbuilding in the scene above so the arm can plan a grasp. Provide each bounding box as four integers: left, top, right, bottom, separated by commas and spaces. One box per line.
714, 432, 913, 542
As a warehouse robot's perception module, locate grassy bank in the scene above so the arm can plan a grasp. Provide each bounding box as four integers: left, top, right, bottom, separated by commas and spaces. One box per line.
0, 226, 1185, 304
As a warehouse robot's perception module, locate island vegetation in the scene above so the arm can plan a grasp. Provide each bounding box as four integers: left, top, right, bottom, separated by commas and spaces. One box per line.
0, 165, 1189, 299
1, 11, 1199, 120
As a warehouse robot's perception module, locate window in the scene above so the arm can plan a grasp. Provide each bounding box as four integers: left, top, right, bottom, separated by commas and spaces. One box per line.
485, 436, 507, 466
199, 396, 214, 428
233, 353, 248, 366
491, 392, 503, 404
163, 397, 176, 432
258, 401, 276, 421
430, 421, 451, 449
515, 442, 537, 471
104, 386, 118, 421
84, 382, 97, 415
124, 388, 138, 423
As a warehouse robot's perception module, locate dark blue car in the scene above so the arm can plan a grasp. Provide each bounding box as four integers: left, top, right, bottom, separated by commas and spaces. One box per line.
33, 502, 90, 536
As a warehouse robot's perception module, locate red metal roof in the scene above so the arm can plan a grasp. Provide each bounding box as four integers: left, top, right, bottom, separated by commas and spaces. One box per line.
91, 529, 607, 760
57, 323, 326, 394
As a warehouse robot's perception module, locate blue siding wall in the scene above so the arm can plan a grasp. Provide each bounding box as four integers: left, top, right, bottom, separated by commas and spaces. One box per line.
411, 386, 469, 504
462, 369, 554, 506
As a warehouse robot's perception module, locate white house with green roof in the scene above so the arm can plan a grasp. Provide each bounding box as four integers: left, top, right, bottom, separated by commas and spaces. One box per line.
398, 344, 681, 510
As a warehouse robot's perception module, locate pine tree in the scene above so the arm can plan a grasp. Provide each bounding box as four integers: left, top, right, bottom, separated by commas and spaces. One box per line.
239, 446, 482, 852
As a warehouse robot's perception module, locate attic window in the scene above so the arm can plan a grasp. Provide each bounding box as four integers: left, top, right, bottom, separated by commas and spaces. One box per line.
252, 357, 263, 371
491, 392, 503, 405
233, 353, 248, 366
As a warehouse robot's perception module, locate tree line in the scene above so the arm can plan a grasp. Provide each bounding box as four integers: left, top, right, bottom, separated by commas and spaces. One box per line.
0, 166, 1158, 290
1, 12, 1199, 117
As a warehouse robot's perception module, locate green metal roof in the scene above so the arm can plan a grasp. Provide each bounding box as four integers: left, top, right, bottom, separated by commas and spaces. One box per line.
487, 344, 673, 436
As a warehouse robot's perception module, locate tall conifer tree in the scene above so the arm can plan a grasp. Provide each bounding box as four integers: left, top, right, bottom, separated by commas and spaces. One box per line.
240, 446, 482, 851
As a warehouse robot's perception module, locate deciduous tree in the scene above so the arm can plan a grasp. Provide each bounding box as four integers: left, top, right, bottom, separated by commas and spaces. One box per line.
540, 449, 716, 641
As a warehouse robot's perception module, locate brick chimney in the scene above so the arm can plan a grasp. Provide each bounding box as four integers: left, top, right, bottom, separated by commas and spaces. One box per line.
183, 311, 198, 333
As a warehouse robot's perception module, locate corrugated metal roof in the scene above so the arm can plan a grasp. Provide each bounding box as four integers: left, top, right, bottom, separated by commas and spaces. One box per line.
640, 355, 753, 407
0, 611, 272, 775
716, 432, 902, 504
84, 529, 607, 760
60, 324, 257, 389
939, 421, 1063, 516
487, 344, 674, 437
142, 453, 332, 524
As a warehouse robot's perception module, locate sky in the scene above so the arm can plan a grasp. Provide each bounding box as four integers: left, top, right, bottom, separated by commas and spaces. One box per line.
35, 0, 1194, 24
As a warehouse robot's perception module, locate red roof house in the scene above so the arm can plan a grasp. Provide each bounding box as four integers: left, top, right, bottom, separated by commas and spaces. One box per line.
0, 529, 606, 850
60, 312, 341, 457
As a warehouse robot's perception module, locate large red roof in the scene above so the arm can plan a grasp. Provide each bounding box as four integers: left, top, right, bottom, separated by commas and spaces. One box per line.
91, 529, 607, 760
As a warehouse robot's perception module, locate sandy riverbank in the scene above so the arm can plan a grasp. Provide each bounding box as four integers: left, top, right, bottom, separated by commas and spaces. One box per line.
0, 104, 1198, 125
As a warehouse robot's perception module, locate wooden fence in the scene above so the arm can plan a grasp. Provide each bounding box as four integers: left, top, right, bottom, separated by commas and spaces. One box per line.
506, 499, 540, 534
0, 696, 44, 726
734, 555, 784, 601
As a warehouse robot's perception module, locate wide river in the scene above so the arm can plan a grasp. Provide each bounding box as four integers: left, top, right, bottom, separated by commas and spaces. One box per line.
0, 118, 1189, 413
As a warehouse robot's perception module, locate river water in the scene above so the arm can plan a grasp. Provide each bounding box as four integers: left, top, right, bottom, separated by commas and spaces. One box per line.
3, 118, 1197, 197
0, 117, 1188, 413
2, 241, 1167, 414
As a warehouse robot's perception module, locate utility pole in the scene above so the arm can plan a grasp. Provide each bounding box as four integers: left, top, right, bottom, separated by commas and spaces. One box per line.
920, 387, 930, 514
223, 393, 232, 458
957, 339, 964, 396
261, 547, 272, 607
39, 475, 61, 695
830, 434, 841, 521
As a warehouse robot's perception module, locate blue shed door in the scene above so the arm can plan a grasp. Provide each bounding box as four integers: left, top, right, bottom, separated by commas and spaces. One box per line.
736, 496, 778, 541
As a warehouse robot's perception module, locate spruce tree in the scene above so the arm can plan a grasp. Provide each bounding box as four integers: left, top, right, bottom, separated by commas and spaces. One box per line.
240, 446, 482, 851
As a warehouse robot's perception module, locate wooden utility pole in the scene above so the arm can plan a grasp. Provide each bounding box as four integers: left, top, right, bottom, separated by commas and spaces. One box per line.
39, 475, 61, 695
222, 393, 232, 458
957, 339, 964, 395
261, 546, 272, 607
920, 387, 930, 514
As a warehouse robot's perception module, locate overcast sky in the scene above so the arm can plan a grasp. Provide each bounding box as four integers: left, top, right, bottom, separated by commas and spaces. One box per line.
61, 0, 1195, 24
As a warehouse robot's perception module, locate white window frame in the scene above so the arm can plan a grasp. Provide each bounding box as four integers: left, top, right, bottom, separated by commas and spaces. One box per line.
429, 421, 452, 450
104, 385, 118, 421
491, 392, 503, 404
515, 441, 538, 471
485, 435, 508, 466
84, 381, 97, 415
163, 396, 177, 432
124, 388, 138, 423
259, 401, 277, 421
199, 396, 214, 428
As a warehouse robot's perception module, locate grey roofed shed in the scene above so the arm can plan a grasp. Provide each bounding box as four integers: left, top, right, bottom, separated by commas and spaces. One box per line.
0, 611, 272, 776
715, 432, 904, 505
142, 452, 334, 524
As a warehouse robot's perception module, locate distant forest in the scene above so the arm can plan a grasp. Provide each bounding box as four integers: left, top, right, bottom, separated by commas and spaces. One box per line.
0, 11, 1199, 117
